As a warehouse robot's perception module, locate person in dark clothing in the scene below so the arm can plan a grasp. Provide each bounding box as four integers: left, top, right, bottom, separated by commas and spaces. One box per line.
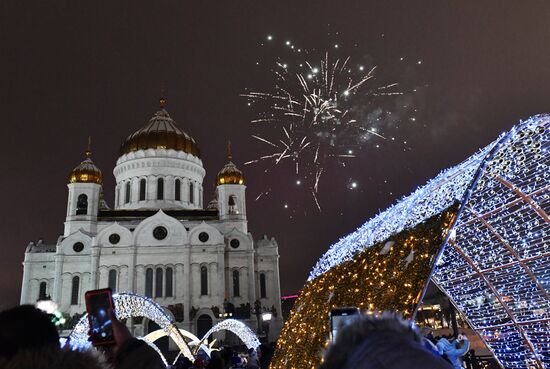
0, 305, 165, 369
318, 312, 453, 369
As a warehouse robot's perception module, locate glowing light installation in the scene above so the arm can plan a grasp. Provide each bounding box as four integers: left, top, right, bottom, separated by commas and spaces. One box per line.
199, 319, 260, 352
277, 115, 549, 369
69, 292, 194, 361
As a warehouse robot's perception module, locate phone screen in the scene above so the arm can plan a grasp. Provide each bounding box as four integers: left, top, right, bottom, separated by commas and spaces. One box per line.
330, 308, 360, 343
86, 289, 114, 345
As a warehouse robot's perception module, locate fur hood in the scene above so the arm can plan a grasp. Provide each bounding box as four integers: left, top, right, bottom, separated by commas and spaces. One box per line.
0, 347, 111, 369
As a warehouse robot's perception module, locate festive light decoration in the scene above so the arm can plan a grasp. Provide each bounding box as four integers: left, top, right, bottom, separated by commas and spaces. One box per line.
145, 328, 213, 357
272, 115, 550, 369
270, 207, 457, 369
69, 292, 194, 361
198, 319, 261, 353
243, 35, 418, 210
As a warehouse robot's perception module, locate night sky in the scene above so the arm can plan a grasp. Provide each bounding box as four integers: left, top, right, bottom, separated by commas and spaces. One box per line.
1, 0, 550, 308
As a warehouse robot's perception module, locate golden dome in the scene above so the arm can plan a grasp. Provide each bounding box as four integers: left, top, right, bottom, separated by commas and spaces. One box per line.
120, 99, 200, 157
216, 144, 245, 185
69, 150, 103, 184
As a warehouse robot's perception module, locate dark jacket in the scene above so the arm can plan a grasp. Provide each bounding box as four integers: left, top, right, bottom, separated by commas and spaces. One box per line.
0, 338, 165, 369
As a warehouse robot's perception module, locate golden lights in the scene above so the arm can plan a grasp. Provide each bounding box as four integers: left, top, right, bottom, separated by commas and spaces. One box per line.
269, 206, 458, 369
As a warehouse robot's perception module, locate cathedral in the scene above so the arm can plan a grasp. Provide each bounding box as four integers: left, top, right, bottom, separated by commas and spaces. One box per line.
20, 98, 283, 342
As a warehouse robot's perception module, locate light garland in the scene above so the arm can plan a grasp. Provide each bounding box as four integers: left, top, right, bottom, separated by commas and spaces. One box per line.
273, 115, 550, 369
199, 319, 260, 352
69, 292, 194, 361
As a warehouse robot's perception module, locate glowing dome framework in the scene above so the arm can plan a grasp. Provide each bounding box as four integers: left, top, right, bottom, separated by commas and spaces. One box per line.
273, 115, 550, 369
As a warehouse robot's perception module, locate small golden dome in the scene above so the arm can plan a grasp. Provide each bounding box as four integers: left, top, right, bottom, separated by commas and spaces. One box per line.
69, 150, 103, 184
216, 143, 245, 185
120, 98, 200, 157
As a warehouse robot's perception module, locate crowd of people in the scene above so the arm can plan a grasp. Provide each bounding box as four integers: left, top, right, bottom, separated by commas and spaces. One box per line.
0, 305, 471, 369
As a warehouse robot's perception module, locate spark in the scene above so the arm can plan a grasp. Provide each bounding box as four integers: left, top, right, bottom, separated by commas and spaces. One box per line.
243, 37, 404, 210
267, 35, 273, 41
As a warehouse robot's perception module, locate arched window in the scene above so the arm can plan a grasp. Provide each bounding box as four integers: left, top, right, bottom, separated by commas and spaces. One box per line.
76, 194, 88, 215
108, 269, 117, 292
233, 270, 240, 297
145, 268, 153, 297
228, 195, 237, 214
200, 266, 208, 295
157, 178, 164, 200
175, 179, 181, 201
155, 268, 163, 297
139, 178, 146, 201
125, 182, 131, 204
189, 182, 194, 204
165, 268, 173, 297
116, 186, 120, 206
260, 273, 267, 299
71, 276, 80, 305
38, 281, 47, 301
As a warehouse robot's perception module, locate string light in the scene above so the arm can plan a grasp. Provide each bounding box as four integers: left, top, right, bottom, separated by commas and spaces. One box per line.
272, 115, 550, 369
69, 292, 194, 361
198, 319, 260, 352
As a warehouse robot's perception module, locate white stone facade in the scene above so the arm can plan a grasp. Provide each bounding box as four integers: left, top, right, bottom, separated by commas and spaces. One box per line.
20, 111, 283, 343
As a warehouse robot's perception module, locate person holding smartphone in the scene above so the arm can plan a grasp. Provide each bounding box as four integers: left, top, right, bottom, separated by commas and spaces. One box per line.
0, 300, 165, 369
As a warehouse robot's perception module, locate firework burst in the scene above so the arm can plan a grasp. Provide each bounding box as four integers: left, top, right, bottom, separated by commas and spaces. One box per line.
243, 36, 410, 211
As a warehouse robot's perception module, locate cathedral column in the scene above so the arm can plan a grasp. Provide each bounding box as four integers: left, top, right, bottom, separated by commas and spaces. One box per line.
147, 176, 156, 202
53, 254, 64, 304
128, 246, 137, 292
166, 175, 174, 201
217, 248, 225, 301
136, 265, 145, 295
90, 246, 100, 289
175, 264, 184, 298
131, 177, 140, 206
247, 250, 256, 303
183, 247, 191, 323
190, 263, 199, 303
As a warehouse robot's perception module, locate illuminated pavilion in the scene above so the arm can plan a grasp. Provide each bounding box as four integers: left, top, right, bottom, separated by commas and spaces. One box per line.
271, 114, 550, 369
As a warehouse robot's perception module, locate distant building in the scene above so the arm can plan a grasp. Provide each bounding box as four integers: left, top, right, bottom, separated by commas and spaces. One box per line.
20, 99, 283, 342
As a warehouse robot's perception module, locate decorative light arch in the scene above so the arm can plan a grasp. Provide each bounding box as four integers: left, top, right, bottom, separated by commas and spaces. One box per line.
144, 328, 213, 357
196, 318, 260, 354
68, 292, 194, 361
272, 115, 550, 369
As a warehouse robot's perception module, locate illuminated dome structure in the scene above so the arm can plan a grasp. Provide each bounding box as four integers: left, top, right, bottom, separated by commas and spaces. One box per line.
217, 155, 245, 185
113, 98, 206, 210
272, 114, 550, 369
120, 98, 200, 157
69, 150, 102, 184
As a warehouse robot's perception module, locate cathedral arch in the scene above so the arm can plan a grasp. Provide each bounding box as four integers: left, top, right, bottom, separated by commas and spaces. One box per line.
97, 223, 132, 247
59, 230, 92, 254
157, 177, 164, 200
224, 228, 249, 250
165, 267, 174, 297
125, 181, 131, 203
139, 178, 146, 201
175, 179, 181, 201
76, 194, 88, 215
259, 273, 267, 299
38, 281, 48, 301
200, 265, 208, 296
145, 268, 153, 297
108, 269, 117, 292
189, 222, 223, 245
133, 210, 188, 246
70, 275, 80, 305
232, 269, 240, 297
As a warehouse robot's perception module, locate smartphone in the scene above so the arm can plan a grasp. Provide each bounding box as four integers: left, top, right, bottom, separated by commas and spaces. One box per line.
85, 288, 115, 346
330, 307, 360, 343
